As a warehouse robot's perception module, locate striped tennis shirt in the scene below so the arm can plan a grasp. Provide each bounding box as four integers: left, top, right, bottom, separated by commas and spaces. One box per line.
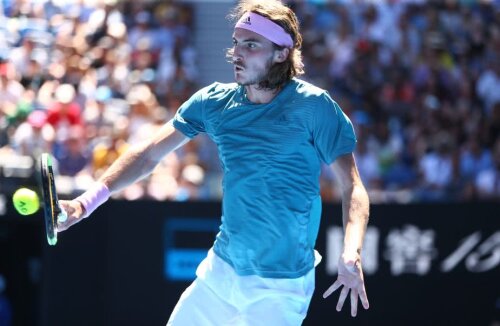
173, 78, 356, 278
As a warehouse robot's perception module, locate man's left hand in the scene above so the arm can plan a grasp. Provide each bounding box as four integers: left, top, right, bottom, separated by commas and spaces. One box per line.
322, 252, 369, 317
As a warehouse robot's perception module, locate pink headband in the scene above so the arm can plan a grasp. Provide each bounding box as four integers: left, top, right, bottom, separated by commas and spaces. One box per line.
235, 12, 294, 48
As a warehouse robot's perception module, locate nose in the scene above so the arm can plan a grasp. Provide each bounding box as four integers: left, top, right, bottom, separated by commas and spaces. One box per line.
233, 45, 243, 63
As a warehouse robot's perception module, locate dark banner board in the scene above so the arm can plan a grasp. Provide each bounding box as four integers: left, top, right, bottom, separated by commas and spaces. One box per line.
1, 200, 498, 325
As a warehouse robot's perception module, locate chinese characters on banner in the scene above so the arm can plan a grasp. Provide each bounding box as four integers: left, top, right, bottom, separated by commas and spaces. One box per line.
325, 225, 500, 276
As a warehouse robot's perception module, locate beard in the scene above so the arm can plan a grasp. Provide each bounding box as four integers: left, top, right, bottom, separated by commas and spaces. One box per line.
237, 71, 269, 86
235, 56, 274, 87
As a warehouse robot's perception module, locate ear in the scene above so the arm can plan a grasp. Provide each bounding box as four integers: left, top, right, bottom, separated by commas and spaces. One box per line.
273, 48, 290, 63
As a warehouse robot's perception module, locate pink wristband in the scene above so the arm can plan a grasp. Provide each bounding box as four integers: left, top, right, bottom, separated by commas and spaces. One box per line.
76, 182, 110, 218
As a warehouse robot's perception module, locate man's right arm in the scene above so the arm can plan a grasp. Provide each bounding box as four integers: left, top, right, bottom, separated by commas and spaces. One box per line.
58, 121, 189, 231
99, 121, 189, 193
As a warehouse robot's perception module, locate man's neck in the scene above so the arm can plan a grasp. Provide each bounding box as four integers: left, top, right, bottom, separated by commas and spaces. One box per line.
244, 85, 279, 104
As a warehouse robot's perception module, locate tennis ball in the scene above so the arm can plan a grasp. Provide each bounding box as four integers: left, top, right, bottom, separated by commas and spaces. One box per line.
12, 188, 40, 216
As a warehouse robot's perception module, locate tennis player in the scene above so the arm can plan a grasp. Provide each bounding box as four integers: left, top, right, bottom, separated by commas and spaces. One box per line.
58, 0, 370, 324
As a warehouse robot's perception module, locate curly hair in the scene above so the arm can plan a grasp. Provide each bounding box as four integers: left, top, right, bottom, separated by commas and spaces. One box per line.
226, 0, 305, 90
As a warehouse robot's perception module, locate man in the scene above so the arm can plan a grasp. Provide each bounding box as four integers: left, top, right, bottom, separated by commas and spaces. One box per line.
58, 1, 370, 324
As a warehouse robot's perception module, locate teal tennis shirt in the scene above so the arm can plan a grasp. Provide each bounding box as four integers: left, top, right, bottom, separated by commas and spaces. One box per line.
173, 78, 356, 278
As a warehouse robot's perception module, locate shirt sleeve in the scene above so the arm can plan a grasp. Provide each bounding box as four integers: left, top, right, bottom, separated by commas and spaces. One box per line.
172, 88, 206, 138
312, 92, 357, 164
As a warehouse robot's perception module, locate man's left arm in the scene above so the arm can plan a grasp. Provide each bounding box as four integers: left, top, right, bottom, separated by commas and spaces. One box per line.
323, 153, 370, 317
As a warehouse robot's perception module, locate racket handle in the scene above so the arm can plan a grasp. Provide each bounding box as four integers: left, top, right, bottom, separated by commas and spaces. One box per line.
75, 182, 110, 218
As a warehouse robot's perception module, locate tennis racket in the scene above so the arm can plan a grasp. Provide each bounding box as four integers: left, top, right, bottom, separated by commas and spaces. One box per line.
39, 153, 66, 246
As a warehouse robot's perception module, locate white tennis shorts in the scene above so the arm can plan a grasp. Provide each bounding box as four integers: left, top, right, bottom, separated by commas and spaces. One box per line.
167, 249, 316, 326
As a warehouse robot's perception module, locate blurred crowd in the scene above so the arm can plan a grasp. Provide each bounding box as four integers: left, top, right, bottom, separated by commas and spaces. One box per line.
292, 0, 500, 202
0, 0, 203, 201
0, 0, 499, 202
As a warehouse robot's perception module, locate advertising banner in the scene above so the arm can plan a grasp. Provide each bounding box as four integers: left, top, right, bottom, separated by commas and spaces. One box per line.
33, 201, 500, 326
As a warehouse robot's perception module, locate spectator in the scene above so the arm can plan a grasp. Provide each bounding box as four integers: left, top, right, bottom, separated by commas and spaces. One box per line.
124, 83, 156, 145
417, 133, 456, 201
12, 110, 55, 158
459, 135, 492, 182
55, 125, 90, 176
325, 18, 355, 80
9, 36, 37, 78
0, 62, 24, 116
92, 121, 129, 180
175, 163, 205, 201
83, 85, 118, 138
475, 139, 500, 199
355, 136, 382, 190
476, 57, 500, 114
128, 11, 157, 52
46, 83, 83, 132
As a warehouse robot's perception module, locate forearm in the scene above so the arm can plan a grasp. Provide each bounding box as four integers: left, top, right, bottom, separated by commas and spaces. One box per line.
71, 142, 158, 218
98, 122, 188, 194
71, 123, 188, 219
341, 183, 370, 256
98, 142, 158, 194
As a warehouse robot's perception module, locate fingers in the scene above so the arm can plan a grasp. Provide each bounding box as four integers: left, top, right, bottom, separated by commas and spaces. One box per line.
359, 285, 370, 310
59, 201, 73, 215
323, 280, 342, 298
350, 288, 358, 317
326, 282, 369, 317
56, 200, 83, 232
336, 286, 349, 312
57, 213, 77, 231
57, 208, 68, 223
56, 218, 69, 232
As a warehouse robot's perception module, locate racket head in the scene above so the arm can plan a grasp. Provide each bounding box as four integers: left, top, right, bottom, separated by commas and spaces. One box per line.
40, 153, 60, 246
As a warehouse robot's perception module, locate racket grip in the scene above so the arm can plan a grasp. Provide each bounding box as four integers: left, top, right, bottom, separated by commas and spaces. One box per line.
75, 182, 110, 218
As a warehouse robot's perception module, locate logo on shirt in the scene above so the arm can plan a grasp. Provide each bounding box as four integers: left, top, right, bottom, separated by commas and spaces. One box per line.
275, 114, 289, 125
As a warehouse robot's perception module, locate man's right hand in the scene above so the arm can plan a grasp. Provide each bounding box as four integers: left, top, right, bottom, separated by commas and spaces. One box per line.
57, 200, 87, 232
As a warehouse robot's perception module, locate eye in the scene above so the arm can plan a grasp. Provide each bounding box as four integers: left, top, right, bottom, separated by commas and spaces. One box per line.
247, 42, 256, 49
232, 39, 237, 46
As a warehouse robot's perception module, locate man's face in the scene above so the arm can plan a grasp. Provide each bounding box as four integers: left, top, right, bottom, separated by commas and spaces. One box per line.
232, 28, 276, 86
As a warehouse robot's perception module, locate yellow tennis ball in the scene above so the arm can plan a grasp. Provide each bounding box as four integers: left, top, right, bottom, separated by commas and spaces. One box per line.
13, 188, 40, 216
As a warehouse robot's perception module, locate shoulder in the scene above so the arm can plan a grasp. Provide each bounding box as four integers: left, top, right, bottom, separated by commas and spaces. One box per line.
287, 79, 339, 114
291, 78, 329, 99
196, 82, 239, 101
288, 78, 338, 110
178, 82, 240, 118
